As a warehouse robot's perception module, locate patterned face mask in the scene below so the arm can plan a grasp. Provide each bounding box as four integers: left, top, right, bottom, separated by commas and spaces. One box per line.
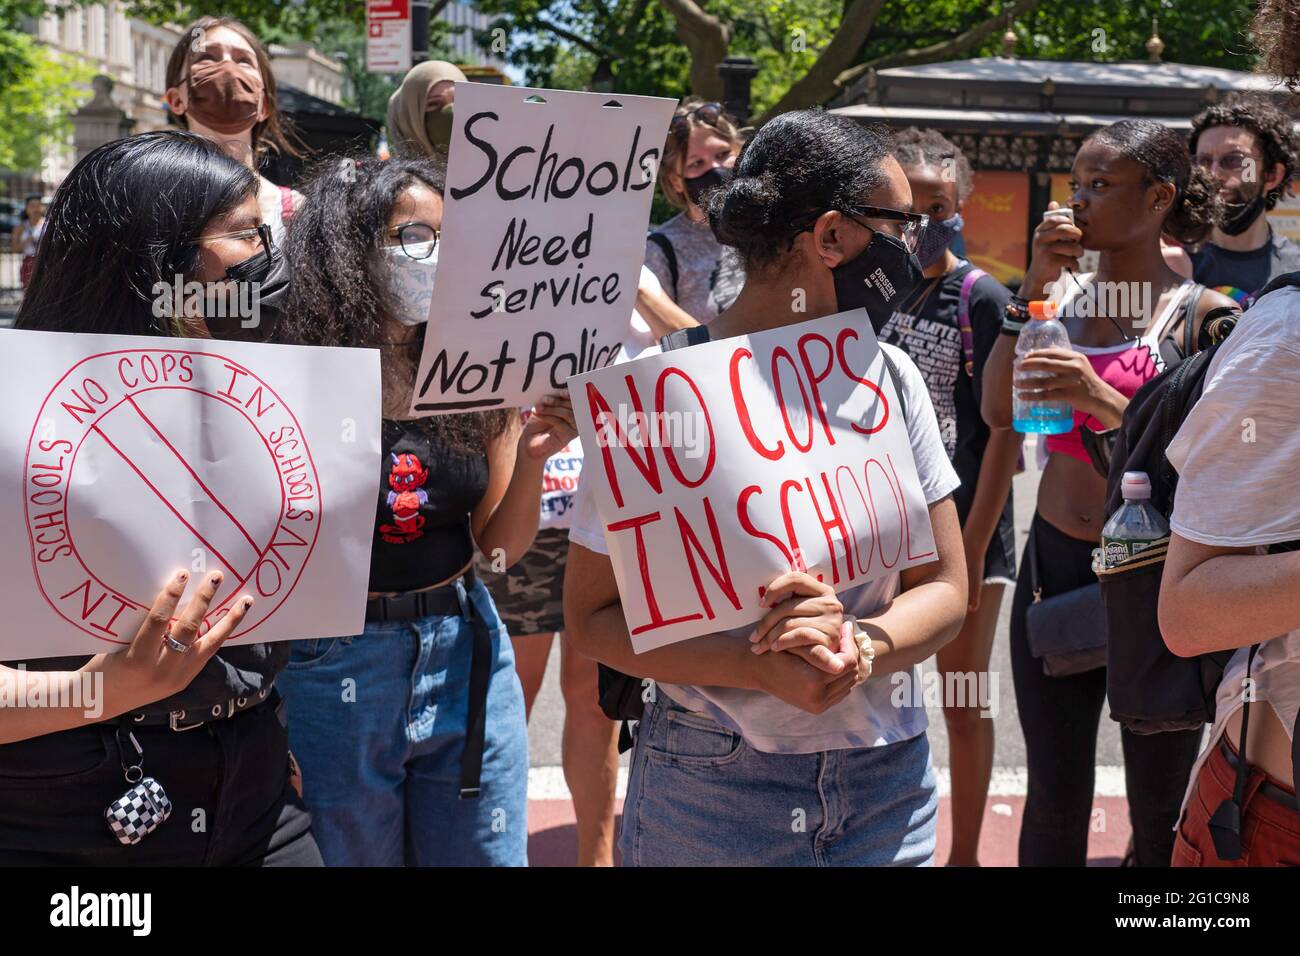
386, 242, 439, 326
915, 213, 964, 269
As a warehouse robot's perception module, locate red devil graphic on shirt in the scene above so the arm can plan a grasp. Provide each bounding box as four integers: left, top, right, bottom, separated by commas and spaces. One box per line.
379, 451, 429, 544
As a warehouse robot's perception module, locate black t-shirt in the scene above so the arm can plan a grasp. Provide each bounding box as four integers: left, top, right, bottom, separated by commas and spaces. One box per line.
878, 260, 1011, 520
369, 419, 490, 593
1190, 231, 1300, 308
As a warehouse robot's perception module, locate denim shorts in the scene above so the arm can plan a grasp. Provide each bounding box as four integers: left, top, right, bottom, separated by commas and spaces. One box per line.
620, 691, 938, 866
278, 577, 528, 866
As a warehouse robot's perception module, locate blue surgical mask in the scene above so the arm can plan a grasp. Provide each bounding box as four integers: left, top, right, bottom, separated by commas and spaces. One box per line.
386, 241, 438, 326
915, 212, 964, 269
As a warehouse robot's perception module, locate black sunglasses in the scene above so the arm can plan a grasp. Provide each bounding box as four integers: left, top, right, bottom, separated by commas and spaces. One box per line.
793, 205, 930, 254
670, 102, 724, 139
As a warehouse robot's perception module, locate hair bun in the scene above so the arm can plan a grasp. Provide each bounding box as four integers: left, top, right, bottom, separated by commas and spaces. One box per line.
707, 172, 779, 248
1166, 163, 1220, 246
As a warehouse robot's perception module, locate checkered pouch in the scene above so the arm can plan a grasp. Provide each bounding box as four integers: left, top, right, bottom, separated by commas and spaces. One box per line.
105, 776, 172, 846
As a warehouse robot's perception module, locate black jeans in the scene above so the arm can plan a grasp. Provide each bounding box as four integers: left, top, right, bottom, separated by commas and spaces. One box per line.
0, 692, 321, 866
1010, 514, 1203, 866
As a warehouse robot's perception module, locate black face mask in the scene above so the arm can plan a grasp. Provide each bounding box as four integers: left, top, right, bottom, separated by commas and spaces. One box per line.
204, 241, 290, 342
684, 166, 732, 206
1219, 191, 1268, 237
832, 231, 924, 334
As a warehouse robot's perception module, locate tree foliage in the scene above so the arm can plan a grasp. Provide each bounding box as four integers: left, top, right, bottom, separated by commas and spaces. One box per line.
0, 27, 94, 171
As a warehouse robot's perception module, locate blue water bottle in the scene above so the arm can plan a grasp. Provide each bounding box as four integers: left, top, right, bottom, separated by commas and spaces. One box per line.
1013, 299, 1074, 434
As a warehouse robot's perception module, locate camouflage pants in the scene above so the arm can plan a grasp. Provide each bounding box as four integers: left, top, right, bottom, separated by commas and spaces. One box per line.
477, 527, 569, 637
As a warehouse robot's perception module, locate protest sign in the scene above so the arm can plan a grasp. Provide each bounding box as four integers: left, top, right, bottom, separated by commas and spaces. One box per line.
568, 309, 938, 653
1, 329, 381, 659
408, 82, 677, 415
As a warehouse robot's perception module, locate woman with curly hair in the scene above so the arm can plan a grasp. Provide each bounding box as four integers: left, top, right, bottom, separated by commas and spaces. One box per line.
983, 120, 1239, 866
274, 156, 577, 866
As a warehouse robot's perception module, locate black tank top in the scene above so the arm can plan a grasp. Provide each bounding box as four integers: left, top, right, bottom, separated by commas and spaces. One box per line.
369, 418, 490, 593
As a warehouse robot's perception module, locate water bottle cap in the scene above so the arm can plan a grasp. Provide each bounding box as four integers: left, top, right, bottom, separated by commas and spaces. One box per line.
1027, 300, 1057, 320
1121, 470, 1152, 499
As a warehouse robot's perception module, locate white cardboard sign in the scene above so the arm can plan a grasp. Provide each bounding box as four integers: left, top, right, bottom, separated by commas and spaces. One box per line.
409, 82, 677, 416
568, 309, 938, 653
2, 329, 382, 659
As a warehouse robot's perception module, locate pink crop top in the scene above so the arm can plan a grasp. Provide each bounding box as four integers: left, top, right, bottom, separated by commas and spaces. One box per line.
1042, 277, 1195, 463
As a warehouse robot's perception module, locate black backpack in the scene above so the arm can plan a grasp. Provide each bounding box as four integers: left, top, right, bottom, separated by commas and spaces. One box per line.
1101, 272, 1300, 734
597, 324, 911, 750
1099, 341, 1233, 733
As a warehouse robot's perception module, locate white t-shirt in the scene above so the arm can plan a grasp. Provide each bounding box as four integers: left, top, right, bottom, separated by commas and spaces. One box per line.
1166, 282, 1300, 807
569, 338, 960, 754
621, 265, 666, 361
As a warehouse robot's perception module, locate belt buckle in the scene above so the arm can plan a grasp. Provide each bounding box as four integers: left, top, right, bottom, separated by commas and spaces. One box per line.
169, 709, 206, 732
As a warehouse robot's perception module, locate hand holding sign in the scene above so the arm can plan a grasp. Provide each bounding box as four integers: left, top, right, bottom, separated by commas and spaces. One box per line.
749, 570, 847, 672
90, 570, 252, 714
751, 620, 861, 716
519, 390, 578, 462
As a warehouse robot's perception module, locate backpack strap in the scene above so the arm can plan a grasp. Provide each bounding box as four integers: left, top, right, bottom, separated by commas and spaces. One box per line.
279, 185, 295, 222
957, 267, 988, 378
661, 324, 711, 351
1181, 282, 1205, 358
880, 348, 910, 426
1207, 643, 1262, 861
647, 231, 680, 301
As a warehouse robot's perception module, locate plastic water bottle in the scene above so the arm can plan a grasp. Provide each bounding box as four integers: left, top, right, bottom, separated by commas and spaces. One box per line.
1101, 471, 1170, 569
1012, 299, 1074, 434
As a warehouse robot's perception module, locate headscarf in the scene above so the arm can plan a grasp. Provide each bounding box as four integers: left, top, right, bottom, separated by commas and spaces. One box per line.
386, 60, 467, 159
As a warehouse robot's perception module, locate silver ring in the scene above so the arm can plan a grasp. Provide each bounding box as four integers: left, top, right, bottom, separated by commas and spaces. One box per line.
163, 632, 192, 655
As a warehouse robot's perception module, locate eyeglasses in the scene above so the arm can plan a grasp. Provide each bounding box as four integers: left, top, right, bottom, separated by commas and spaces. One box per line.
843, 206, 930, 255
386, 221, 439, 259
670, 102, 724, 140
1193, 151, 1256, 175
189, 223, 273, 268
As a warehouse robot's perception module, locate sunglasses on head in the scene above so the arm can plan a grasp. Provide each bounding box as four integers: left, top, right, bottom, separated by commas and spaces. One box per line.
670, 102, 724, 140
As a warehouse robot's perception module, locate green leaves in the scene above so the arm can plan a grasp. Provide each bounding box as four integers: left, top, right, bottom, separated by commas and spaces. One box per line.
0, 31, 94, 171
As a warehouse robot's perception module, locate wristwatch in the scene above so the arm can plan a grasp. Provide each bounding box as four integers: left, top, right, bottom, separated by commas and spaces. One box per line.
843, 614, 876, 684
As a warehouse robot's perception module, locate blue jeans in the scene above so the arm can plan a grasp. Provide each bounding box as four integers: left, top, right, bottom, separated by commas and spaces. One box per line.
621, 691, 938, 866
279, 577, 528, 866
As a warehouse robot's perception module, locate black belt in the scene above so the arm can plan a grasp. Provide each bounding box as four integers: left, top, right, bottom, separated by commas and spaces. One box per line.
366, 566, 478, 622
1217, 735, 1298, 811
366, 568, 491, 800
119, 684, 274, 731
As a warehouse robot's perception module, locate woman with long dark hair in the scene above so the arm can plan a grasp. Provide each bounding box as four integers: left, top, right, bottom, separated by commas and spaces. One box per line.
983, 119, 1239, 866
1, 130, 319, 865
275, 156, 576, 867
164, 16, 305, 245
566, 111, 968, 866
